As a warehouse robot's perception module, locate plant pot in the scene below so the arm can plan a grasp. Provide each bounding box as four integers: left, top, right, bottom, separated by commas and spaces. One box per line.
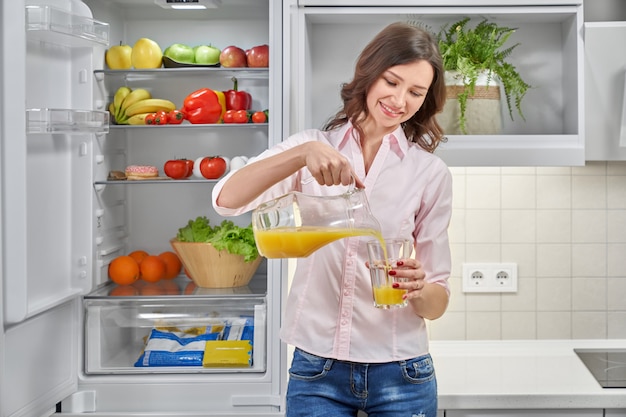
437, 70, 503, 135
170, 239, 263, 288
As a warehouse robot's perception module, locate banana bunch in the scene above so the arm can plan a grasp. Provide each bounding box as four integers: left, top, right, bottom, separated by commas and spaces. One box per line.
109, 87, 176, 125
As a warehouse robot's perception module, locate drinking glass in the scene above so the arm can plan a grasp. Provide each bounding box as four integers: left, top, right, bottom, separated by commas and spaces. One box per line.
367, 238, 412, 309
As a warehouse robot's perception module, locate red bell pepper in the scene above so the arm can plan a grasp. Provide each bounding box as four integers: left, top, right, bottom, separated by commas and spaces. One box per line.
182, 88, 223, 124
224, 76, 252, 111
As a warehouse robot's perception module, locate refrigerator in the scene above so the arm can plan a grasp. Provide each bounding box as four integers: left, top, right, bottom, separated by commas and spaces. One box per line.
0, 0, 288, 416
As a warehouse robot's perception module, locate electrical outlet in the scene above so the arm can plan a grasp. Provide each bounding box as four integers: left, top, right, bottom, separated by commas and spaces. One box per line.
462, 263, 518, 293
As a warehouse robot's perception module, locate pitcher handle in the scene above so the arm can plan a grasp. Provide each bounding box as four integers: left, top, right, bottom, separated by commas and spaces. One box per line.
347, 173, 358, 193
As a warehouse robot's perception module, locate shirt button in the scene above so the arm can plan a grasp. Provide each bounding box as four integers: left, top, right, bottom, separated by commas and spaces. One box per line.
344, 290, 350, 296
341, 320, 348, 326
347, 260, 353, 266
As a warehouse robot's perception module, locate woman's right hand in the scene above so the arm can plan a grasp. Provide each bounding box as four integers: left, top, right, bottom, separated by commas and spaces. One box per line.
303, 142, 364, 188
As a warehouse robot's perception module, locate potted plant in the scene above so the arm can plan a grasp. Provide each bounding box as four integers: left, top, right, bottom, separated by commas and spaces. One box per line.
436, 17, 531, 134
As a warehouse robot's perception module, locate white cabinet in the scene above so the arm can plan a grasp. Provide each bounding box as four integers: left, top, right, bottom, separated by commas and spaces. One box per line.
446, 410, 602, 417
584, 22, 626, 160
605, 411, 626, 417
287, 0, 584, 166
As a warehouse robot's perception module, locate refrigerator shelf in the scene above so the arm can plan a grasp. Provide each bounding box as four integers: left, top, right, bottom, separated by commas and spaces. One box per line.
86, 276, 267, 299
95, 179, 219, 185
27, 108, 109, 134
109, 122, 268, 129
95, 67, 269, 82
26, 5, 109, 47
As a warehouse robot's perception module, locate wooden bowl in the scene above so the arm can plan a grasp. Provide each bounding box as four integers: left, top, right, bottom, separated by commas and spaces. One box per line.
170, 239, 262, 288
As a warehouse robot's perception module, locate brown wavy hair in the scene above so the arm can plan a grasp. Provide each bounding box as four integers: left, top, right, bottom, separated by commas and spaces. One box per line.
323, 22, 447, 153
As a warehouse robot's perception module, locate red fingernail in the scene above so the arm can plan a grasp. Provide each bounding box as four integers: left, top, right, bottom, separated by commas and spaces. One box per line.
397, 261, 404, 266
392, 283, 399, 288
388, 270, 397, 276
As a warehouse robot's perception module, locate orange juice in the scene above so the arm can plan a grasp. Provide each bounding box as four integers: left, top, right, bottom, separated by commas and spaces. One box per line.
372, 285, 407, 306
254, 226, 384, 258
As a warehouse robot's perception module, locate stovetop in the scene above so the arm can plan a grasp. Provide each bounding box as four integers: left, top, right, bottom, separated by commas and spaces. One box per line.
575, 348, 626, 388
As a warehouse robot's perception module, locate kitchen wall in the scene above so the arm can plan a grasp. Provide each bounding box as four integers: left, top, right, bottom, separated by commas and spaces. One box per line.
428, 162, 626, 340
426, 0, 626, 342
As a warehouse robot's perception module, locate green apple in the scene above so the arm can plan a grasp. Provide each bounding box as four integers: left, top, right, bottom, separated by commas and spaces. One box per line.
194, 45, 221, 65
164, 43, 195, 64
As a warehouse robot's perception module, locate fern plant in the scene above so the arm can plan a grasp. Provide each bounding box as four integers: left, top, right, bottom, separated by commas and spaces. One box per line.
437, 18, 531, 134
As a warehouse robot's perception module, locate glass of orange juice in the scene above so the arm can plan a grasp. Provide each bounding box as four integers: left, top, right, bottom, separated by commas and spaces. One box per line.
367, 238, 412, 309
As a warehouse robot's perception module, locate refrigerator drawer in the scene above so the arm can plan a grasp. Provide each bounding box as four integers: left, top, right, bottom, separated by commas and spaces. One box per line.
84, 295, 266, 374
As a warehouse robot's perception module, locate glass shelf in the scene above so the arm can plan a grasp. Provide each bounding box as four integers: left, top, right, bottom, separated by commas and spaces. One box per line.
109, 122, 267, 129
95, 67, 269, 83
95, 178, 219, 185
26, 5, 109, 47
27, 109, 109, 134
85, 276, 267, 300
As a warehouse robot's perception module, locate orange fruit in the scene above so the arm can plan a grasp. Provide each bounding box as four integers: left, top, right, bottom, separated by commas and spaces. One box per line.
128, 250, 149, 265
140, 255, 166, 282
158, 251, 182, 279
108, 255, 140, 286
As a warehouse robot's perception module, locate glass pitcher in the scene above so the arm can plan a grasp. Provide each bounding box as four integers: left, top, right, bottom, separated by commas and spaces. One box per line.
252, 188, 382, 258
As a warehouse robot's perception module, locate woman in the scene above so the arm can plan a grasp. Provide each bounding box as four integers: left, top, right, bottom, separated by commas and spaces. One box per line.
212, 22, 452, 417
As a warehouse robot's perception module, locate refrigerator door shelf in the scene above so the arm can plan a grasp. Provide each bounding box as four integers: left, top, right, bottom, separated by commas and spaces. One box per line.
83, 295, 267, 374
27, 108, 109, 134
26, 4, 109, 47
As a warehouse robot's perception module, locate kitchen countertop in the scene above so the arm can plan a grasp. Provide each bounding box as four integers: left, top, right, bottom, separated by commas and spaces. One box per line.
429, 339, 626, 410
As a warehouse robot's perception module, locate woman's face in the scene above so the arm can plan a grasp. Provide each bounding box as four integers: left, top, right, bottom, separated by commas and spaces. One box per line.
365, 60, 434, 132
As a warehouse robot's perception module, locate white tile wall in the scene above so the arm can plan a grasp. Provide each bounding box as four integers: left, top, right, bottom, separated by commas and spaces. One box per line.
428, 161, 626, 341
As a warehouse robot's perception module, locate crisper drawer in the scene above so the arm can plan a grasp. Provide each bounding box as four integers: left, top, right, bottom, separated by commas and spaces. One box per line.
84, 294, 266, 374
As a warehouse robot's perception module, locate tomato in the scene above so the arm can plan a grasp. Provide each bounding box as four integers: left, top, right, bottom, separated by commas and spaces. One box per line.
251, 111, 267, 123
183, 159, 194, 176
199, 156, 227, 179
223, 110, 235, 124
145, 113, 156, 125
167, 109, 184, 124
233, 110, 249, 124
164, 159, 193, 180
154, 111, 168, 125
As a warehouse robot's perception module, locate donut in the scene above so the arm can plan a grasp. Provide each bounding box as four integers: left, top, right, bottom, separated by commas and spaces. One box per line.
125, 165, 158, 180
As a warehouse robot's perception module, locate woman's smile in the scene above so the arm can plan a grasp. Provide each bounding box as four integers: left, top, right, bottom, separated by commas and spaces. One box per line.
379, 101, 403, 118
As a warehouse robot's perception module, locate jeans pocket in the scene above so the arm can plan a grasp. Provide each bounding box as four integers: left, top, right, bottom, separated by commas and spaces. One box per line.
400, 353, 435, 384
288, 348, 334, 381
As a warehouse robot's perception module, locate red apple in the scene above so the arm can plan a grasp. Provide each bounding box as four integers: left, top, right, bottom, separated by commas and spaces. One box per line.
246, 44, 269, 68
219, 45, 247, 68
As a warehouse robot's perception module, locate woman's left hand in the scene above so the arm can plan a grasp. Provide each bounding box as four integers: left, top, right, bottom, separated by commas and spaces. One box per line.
389, 258, 426, 301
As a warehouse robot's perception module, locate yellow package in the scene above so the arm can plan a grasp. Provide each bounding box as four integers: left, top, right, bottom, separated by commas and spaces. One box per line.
203, 340, 252, 367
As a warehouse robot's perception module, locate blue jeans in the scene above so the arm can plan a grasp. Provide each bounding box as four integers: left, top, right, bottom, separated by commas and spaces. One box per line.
286, 348, 438, 417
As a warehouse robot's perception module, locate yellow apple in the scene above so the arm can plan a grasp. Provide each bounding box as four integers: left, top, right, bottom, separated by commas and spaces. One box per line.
131, 38, 163, 69
105, 43, 132, 70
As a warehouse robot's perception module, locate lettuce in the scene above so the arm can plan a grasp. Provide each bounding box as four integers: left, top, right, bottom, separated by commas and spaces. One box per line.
176, 217, 259, 262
